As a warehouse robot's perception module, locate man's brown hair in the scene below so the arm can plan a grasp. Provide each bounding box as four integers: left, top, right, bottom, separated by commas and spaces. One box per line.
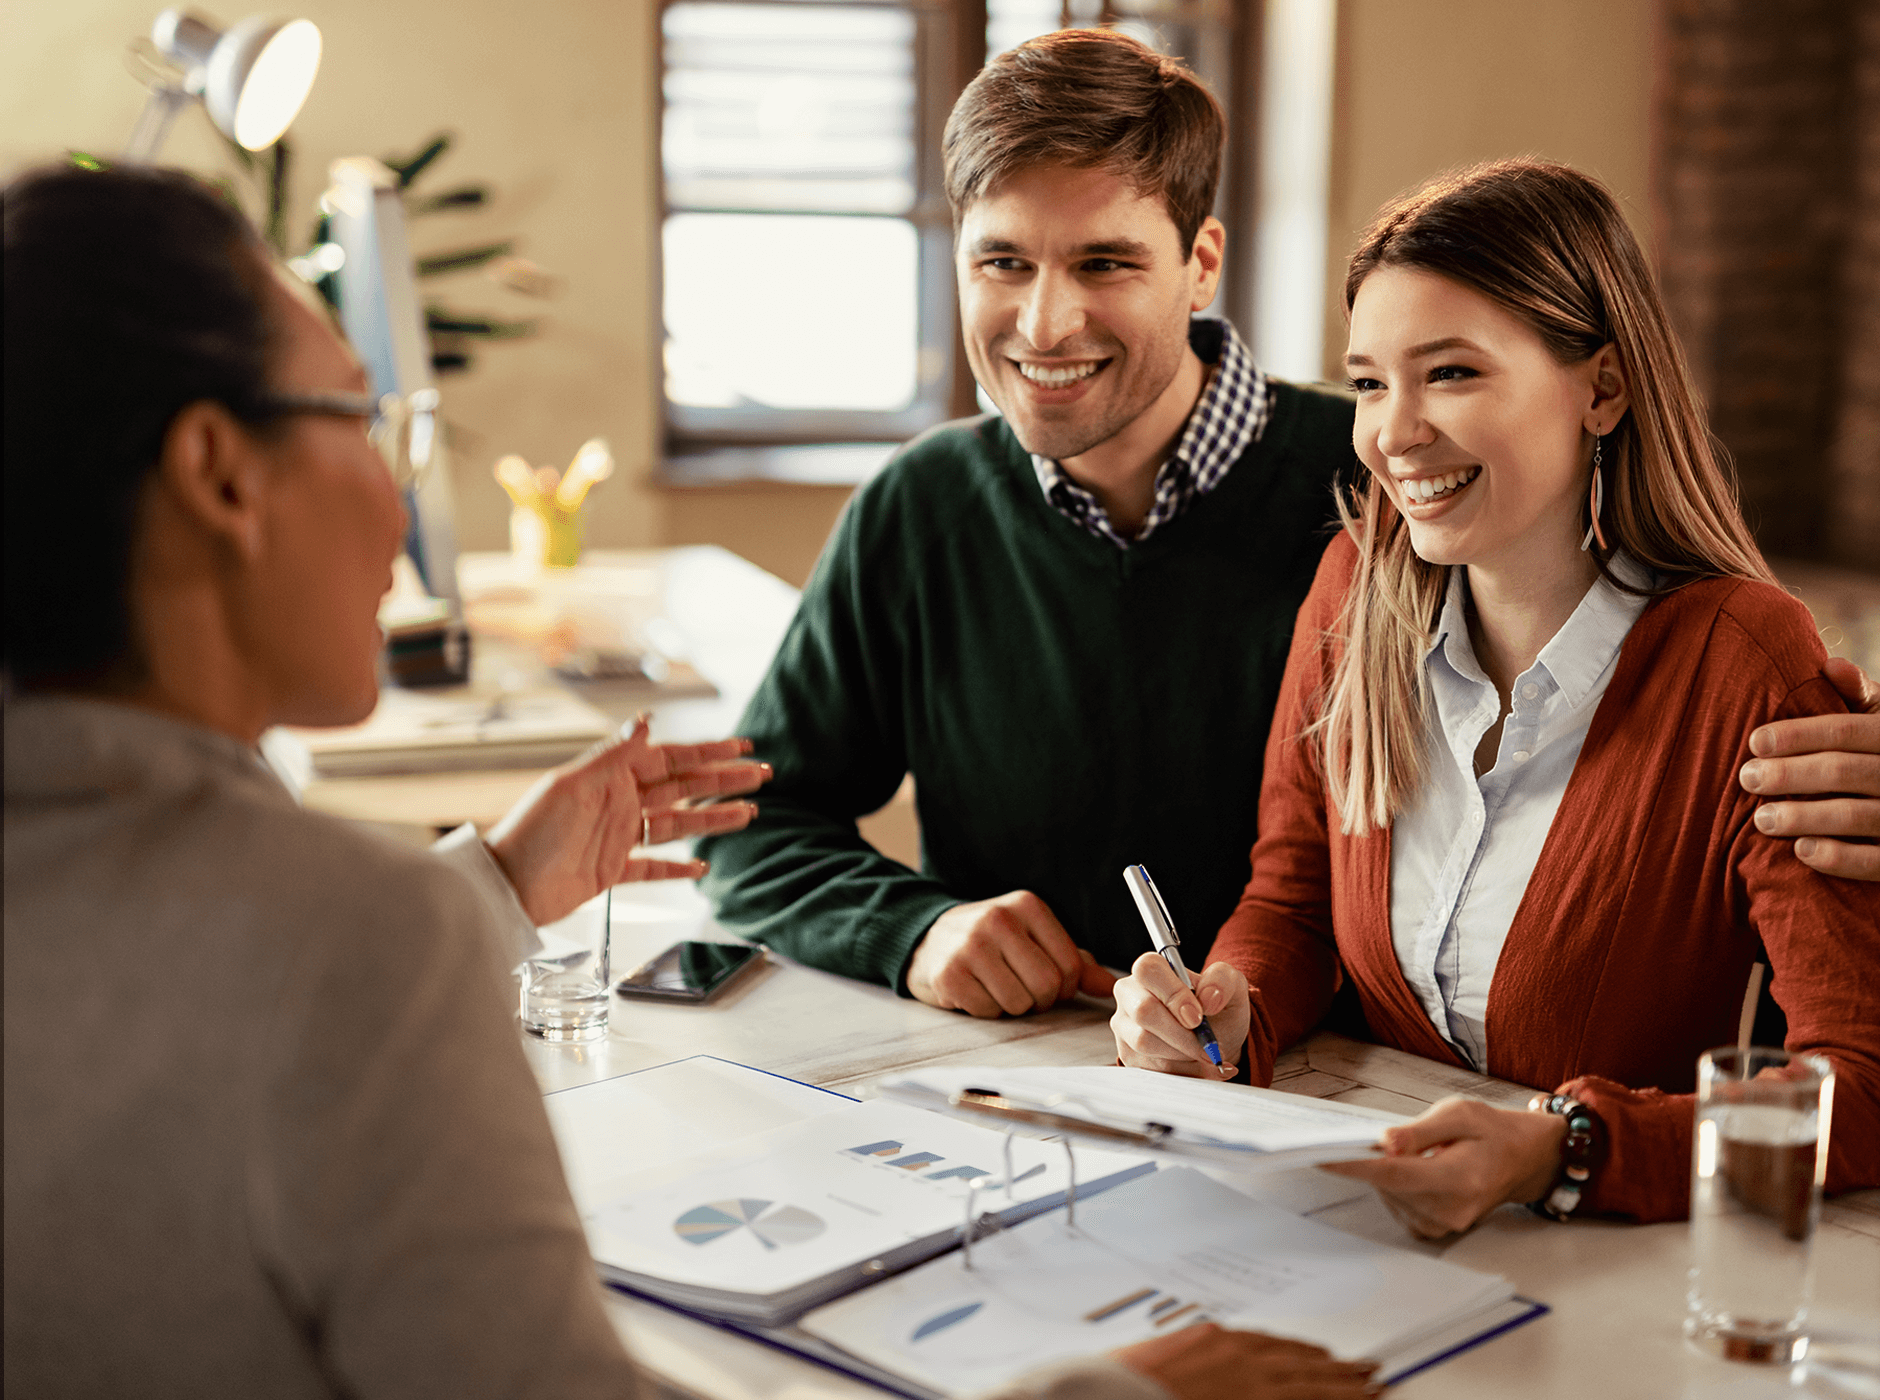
943, 28, 1225, 255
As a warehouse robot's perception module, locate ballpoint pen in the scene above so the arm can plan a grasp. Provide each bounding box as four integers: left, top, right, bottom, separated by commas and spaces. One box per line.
1122, 864, 1224, 1070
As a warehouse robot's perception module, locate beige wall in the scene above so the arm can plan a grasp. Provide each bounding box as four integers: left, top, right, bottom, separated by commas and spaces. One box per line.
0, 0, 666, 553
1323, 0, 1656, 380
2, 2, 1660, 572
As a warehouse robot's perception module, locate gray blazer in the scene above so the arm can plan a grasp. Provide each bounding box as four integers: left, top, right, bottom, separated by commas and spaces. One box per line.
2, 696, 1161, 1400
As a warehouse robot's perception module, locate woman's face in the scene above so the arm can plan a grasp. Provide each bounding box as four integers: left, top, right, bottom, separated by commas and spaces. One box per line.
1345, 265, 1604, 579
233, 272, 406, 728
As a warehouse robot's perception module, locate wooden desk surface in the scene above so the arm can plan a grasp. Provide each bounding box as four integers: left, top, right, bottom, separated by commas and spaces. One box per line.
532, 884, 1880, 1400
302, 546, 803, 833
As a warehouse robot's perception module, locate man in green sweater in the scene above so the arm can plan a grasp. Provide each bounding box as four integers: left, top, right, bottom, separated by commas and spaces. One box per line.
700, 31, 1349, 1023
701, 28, 1880, 1019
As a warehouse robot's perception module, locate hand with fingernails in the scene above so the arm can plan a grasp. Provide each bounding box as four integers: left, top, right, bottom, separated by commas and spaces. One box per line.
1116, 1321, 1383, 1400
1740, 658, 1880, 882
487, 716, 769, 925
1319, 1096, 1569, 1241
905, 891, 1117, 1017
1111, 953, 1250, 1080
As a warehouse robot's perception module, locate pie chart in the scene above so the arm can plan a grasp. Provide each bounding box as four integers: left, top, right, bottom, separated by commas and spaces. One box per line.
673, 1198, 826, 1250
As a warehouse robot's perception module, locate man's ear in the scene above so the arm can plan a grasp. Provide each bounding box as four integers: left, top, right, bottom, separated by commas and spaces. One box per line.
155, 401, 269, 561
1585, 342, 1631, 436
1188, 215, 1226, 313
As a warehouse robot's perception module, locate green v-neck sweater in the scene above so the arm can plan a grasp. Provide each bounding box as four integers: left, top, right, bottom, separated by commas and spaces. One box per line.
699, 378, 1357, 989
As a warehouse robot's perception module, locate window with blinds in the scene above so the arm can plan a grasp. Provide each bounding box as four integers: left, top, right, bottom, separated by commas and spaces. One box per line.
661, 0, 954, 447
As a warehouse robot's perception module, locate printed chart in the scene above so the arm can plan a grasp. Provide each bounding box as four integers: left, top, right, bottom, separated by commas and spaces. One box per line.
674, 1198, 826, 1250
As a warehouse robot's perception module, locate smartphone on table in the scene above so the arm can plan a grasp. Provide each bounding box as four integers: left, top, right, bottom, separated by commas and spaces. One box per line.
614, 940, 765, 1003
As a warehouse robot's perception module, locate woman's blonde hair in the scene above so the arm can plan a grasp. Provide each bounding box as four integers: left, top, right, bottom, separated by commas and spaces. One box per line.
1319, 159, 1776, 836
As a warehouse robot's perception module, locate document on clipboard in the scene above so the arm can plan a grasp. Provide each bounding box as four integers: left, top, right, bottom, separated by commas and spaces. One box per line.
800, 1166, 1533, 1396
550, 1066, 1156, 1327
875, 1064, 1403, 1170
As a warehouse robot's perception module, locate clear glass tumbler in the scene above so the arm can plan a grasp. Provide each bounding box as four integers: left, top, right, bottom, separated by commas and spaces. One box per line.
1686, 1045, 1835, 1364
519, 887, 612, 1042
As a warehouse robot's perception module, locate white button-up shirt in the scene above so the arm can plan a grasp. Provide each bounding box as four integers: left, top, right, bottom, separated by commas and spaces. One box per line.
1389, 557, 1653, 1070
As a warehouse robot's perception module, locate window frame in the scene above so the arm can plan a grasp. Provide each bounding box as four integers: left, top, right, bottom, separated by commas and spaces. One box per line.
657, 0, 974, 455
654, 0, 1258, 467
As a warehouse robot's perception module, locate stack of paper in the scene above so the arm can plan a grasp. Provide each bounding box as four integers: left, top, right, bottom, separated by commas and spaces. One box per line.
543, 1057, 1543, 1393
800, 1166, 1524, 1394
282, 683, 614, 777
558, 1092, 1155, 1326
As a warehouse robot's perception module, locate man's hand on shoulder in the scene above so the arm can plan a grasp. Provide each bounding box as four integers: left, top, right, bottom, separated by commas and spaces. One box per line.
906, 891, 1116, 1017
1741, 658, 1880, 881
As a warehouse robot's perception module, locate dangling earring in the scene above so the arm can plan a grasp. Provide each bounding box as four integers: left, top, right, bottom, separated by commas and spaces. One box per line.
1580, 434, 1609, 553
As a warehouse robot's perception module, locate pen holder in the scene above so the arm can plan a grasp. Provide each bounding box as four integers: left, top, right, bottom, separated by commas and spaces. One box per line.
495, 439, 613, 576
510, 500, 584, 572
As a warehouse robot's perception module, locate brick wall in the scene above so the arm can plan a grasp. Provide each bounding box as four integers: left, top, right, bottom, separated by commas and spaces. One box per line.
1654, 0, 1879, 568
1829, 1, 1880, 563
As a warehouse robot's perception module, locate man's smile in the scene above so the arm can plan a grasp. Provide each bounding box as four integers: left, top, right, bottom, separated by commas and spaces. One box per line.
1014, 358, 1109, 387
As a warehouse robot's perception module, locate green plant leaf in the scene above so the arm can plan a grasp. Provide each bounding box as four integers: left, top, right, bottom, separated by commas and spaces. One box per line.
409, 185, 489, 216
415, 241, 515, 277
424, 306, 537, 338
384, 133, 451, 189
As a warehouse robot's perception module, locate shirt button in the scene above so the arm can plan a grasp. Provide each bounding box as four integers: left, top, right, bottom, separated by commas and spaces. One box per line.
1513, 750, 1531, 762
1521, 683, 1540, 700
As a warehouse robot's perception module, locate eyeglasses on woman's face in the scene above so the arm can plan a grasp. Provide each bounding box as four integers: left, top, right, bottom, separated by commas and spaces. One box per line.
249, 387, 440, 490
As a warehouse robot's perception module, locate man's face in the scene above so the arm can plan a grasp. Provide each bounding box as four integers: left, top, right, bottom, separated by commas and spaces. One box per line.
955, 164, 1221, 462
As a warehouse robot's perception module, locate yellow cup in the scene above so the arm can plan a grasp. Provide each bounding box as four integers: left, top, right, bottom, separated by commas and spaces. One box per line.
510, 502, 584, 570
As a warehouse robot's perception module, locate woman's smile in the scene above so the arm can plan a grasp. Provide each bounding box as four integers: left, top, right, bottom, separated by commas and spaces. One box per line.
1394, 464, 1482, 507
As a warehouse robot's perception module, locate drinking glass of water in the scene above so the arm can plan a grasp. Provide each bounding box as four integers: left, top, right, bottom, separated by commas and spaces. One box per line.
519, 887, 613, 1042
1686, 1045, 1834, 1365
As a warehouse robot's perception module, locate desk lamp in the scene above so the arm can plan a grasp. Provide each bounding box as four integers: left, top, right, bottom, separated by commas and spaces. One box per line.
124, 8, 322, 161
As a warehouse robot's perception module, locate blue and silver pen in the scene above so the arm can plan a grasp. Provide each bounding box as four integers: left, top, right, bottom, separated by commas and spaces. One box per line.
1122, 864, 1223, 1068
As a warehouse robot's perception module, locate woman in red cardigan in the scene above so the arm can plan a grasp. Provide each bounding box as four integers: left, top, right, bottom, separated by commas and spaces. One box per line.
1111, 159, 1879, 1231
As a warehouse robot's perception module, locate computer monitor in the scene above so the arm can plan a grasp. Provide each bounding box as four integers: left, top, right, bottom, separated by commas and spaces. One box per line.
322, 156, 463, 614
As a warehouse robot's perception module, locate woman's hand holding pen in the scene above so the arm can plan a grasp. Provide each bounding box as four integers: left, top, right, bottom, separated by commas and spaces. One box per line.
1111, 955, 1250, 1080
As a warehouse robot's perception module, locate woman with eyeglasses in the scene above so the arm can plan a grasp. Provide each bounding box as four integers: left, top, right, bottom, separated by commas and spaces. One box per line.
2, 165, 1379, 1400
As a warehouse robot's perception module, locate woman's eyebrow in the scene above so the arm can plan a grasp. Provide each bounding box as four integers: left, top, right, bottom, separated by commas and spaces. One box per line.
1345, 336, 1486, 367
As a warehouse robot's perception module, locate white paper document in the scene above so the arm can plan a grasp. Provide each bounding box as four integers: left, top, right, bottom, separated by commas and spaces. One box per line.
543, 1055, 854, 1208
800, 1166, 1518, 1396
570, 1095, 1156, 1324
877, 1064, 1401, 1169
282, 682, 614, 777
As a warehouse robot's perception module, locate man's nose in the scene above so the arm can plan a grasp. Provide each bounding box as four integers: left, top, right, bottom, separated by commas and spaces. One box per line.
1015, 269, 1087, 352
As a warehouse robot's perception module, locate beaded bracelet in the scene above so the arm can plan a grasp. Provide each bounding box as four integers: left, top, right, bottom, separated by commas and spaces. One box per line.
1526, 1092, 1607, 1221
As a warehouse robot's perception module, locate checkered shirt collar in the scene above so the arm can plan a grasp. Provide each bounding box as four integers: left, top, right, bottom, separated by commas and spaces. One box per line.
1029, 317, 1270, 549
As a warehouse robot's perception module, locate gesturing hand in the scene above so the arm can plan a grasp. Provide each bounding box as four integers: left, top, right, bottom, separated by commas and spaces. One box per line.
1116, 1322, 1379, 1400
905, 891, 1117, 1017
1110, 952, 1247, 1080
1742, 658, 1880, 881
486, 718, 769, 925
1318, 1096, 1566, 1240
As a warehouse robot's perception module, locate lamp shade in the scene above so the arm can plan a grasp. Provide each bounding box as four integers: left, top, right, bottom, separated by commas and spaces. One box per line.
149, 9, 322, 151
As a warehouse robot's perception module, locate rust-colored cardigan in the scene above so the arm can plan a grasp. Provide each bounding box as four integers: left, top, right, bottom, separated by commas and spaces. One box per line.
1211, 534, 1880, 1222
